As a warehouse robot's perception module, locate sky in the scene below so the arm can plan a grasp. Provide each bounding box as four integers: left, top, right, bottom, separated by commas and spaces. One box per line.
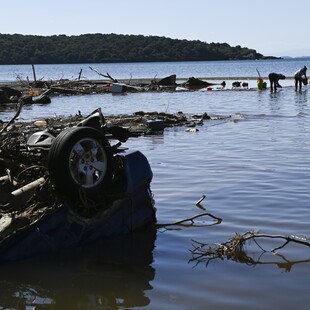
1, 0, 310, 57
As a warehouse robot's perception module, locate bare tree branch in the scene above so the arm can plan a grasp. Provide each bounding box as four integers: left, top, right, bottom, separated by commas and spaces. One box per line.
189, 231, 310, 270
0, 102, 24, 134
88, 67, 118, 82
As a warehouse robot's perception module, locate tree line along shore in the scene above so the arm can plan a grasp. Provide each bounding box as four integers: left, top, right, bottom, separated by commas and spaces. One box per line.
0, 33, 277, 65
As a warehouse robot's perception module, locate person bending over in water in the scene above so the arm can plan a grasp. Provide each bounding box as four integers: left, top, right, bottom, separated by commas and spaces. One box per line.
294, 66, 308, 91
268, 73, 286, 91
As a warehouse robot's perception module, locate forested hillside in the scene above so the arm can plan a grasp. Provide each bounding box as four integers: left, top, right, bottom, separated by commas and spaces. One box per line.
0, 33, 266, 64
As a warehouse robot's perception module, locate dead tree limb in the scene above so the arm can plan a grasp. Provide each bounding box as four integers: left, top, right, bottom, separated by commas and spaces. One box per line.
0, 102, 24, 134
32, 64, 37, 84
195, 194, 206, 210
156, 194, 222, 228
240, 232, 310, 253
102, 72, 118, 83
78, 68, 83, 80
89, 67, 118, 83
156, 212, 222, 229
189, 231, 310, 268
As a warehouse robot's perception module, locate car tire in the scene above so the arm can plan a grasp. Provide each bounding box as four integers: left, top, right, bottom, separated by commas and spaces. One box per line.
47, 126, 113, 197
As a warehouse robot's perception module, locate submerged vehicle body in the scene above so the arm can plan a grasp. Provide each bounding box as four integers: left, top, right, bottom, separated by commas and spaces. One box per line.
0, 108, 156, 262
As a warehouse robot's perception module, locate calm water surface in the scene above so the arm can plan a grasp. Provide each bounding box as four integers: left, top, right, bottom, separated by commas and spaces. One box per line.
0, 60, 310, 309
1, 58, 310, 82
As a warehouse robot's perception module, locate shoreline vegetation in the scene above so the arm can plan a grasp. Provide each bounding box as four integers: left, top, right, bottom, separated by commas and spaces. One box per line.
0, 33, 277, 65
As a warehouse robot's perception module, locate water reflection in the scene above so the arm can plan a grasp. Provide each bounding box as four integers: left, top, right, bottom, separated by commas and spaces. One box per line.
190, 248, 310, 272
0, 231, 156, 309
294, 90, 308, 112
268, 90, 285, 111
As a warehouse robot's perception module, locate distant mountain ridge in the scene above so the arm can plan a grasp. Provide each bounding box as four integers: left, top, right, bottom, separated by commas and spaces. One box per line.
281, 56, 310, 59
0, 33, 274, 65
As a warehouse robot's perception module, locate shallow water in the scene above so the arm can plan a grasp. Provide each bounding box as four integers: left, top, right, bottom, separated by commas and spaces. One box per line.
0, 60, 310, 309
1, 58, 309, 83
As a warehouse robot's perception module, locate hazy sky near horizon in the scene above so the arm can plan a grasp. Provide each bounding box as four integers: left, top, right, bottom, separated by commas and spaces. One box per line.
2, 0, 310, 57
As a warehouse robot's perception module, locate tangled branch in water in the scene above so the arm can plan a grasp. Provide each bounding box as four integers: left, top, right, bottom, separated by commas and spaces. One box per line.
189, 231, 310, 270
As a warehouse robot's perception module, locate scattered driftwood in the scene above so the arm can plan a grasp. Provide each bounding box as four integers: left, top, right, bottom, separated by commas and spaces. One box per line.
0, 107, 223, 261
0, 65, 232, 109
190, 231, 310, 270
0, 106, 221, 216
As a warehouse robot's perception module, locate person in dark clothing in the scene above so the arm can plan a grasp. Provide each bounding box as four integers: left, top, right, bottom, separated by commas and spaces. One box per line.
268, 73, 286, 91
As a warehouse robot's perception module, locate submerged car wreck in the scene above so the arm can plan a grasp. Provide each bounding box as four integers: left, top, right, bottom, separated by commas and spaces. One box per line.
0, 108, 156, 262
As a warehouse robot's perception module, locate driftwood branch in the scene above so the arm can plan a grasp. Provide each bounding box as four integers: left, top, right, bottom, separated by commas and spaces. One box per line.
156, 212, 222, 228
241, 232, 310, 252
89, 67, 118, 83
195, 194, 206, 210
0, 102, 24, 134
189, 231, 310, 270
102, 72, 118, 82
78, 68, 83, 80
156, 195, 222, 228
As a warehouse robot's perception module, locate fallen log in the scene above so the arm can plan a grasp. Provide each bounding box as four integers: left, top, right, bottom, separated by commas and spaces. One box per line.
46, 86, 82, 95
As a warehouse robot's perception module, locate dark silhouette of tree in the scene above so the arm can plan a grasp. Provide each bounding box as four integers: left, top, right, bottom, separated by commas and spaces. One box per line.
0, 33, 265, 65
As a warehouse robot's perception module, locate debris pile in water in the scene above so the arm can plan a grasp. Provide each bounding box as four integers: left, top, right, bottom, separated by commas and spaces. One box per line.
0, 109, 211, 213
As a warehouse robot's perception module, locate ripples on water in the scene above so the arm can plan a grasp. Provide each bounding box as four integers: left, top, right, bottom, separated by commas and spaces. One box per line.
0, 60, 310, 309
133, 87, 310, 309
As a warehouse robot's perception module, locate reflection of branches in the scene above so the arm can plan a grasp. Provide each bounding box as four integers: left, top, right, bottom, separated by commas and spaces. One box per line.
189, 231, 310, 271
